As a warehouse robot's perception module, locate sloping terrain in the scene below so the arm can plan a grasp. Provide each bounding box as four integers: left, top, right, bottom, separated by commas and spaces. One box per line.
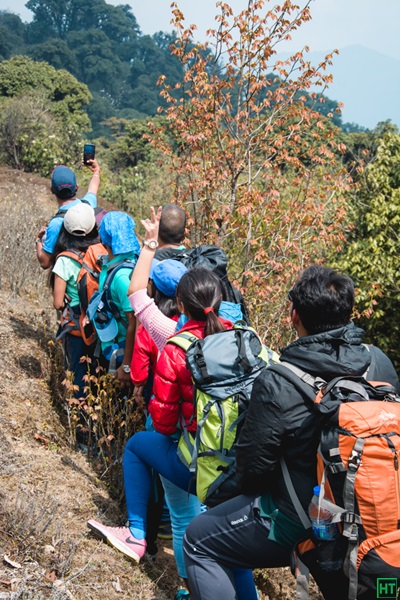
0, 166, 322, 599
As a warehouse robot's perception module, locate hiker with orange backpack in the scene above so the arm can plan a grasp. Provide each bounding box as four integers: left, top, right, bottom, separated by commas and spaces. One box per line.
50, 203, 102, 400
183, 265, 400, 600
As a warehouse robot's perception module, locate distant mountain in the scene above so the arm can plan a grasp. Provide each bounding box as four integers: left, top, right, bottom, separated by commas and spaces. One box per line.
295, 45, 400, 130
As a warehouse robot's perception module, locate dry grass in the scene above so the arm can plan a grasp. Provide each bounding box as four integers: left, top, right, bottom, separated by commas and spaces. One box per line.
0, 165, 324, 600
0, 167, 181, 599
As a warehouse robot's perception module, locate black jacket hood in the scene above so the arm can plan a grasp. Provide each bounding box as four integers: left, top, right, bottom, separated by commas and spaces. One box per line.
280, 322, 370, 382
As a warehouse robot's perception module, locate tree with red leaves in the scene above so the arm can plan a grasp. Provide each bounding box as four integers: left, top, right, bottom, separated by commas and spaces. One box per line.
149, 0, 350, 348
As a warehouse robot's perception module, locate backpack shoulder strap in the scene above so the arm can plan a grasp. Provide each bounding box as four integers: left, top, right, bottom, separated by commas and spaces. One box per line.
57, 248, 85, 264
102, 259, 137, 324
277, 362, 319, 387
167, 332, 200, 351
53, 207, 66, 219
269, 363, 320, 531
267, 362, 321, 404
280, 457, 312, 529
103, 259, 136, 297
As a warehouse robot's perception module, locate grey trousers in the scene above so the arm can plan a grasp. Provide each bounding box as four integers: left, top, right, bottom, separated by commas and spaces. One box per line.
183, 494, 291, 600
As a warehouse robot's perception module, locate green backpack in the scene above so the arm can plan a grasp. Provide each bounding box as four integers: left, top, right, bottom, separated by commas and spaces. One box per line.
168, 326, 280, 507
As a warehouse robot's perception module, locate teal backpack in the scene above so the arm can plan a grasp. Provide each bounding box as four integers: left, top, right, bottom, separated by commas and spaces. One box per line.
168, 325, 280, 507
86, 259, 137, 362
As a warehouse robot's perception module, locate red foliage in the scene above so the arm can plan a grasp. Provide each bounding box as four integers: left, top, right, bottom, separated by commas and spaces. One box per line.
148, 0, 350, 348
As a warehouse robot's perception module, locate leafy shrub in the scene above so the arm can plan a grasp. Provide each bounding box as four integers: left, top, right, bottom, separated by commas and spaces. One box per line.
0, 56, 92, 176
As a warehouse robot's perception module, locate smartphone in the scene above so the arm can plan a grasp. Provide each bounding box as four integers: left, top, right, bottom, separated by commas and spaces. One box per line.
83, 143, 95, 165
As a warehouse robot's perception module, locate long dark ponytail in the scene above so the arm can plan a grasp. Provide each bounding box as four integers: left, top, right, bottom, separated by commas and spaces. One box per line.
176, 267, 226, 337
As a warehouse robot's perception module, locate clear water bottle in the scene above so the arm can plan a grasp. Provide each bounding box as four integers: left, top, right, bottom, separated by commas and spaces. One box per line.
308, 485, 338, 541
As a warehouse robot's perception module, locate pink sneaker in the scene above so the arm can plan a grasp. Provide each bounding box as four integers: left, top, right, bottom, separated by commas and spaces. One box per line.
87, 519, 147, 562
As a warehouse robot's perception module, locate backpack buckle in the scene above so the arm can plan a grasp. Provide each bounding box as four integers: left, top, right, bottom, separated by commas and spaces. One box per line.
342, 512, 362, 525
348, 450, 362, 471
344, 522, 359, 543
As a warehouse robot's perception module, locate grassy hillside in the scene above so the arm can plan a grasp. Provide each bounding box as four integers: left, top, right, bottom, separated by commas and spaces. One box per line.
0, 166, 323, 599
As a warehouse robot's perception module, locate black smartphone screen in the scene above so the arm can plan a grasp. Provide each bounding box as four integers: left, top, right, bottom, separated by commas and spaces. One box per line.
83, 144, 95, 165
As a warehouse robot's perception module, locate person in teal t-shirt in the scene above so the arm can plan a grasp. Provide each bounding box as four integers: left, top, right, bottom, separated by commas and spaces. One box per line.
98, 211, 140, 387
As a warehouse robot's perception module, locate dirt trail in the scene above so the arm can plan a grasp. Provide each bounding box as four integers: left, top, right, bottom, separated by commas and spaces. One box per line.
0, 166, 322, 599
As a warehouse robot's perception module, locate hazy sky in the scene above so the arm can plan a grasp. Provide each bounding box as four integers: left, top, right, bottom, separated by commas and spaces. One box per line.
4, 0, 400, 60
2, 0, 400, 127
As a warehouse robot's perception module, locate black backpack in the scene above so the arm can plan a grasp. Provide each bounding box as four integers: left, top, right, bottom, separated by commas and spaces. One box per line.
155, 245, 251, 325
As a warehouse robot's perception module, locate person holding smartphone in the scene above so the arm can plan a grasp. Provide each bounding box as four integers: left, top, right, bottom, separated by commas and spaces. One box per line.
35, 148, 101, 270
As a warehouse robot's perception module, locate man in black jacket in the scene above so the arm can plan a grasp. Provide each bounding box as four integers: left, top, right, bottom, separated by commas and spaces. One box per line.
183, 265, 399, 600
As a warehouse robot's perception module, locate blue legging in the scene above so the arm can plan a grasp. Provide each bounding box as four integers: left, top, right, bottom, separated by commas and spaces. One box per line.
160, 475, 202, 579
123, 430, 258, 599
123, 431, 195, 537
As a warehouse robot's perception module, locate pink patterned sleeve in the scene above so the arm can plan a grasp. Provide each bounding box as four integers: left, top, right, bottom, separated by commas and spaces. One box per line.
128, 289, 176, 352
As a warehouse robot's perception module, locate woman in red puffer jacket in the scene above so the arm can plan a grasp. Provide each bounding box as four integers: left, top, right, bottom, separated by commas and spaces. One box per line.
149, 311, 232, 436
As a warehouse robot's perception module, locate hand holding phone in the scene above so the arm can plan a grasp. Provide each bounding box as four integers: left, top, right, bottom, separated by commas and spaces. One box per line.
83, 143, 95, 165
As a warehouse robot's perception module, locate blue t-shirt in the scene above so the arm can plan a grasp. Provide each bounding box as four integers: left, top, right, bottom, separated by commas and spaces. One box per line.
42, 193, 97, 254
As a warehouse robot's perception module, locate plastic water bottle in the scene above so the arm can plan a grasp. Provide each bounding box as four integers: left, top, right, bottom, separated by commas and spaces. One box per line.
108, 348, 119, 375
308, 485, 338, 541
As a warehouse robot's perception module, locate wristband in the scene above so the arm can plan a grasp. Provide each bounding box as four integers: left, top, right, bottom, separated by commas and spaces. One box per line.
35, 238, 42, 244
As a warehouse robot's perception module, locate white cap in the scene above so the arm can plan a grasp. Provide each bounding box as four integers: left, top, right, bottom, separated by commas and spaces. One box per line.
64, 202, 96, 236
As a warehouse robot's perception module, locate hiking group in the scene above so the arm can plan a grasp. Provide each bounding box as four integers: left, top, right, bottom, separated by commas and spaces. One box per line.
36, 161, 400, 600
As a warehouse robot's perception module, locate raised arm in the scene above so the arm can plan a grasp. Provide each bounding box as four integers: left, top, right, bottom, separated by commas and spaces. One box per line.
128, 206, 162, 296
86, 159, 101, 196
128, 206, 176, 351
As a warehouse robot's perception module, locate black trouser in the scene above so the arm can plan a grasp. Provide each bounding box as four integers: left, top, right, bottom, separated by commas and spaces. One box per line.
183, 494, 291, 599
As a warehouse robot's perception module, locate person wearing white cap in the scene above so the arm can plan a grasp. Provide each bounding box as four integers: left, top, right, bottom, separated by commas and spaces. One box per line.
49, 203, 101, 405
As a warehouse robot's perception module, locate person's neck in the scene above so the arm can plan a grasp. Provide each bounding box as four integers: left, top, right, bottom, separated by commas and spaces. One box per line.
296, 323, 309, 337
57, 197, 76, 207
158, 242, 181, 249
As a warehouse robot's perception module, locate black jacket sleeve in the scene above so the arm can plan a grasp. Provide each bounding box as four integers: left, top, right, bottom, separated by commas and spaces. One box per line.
369, 345, 400, 392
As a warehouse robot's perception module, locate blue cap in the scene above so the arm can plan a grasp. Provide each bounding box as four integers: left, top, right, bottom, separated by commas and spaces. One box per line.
99, 211, 140, 256
151, 259, 188, 297
149, 258, 160, 278
51, 165, 77, 199
94, 313, 119, 343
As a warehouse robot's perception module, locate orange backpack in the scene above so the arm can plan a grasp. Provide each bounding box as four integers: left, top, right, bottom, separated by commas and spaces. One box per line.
76, 242, 107, 345
271, 362, 400, 600
55, 248, 85, 340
